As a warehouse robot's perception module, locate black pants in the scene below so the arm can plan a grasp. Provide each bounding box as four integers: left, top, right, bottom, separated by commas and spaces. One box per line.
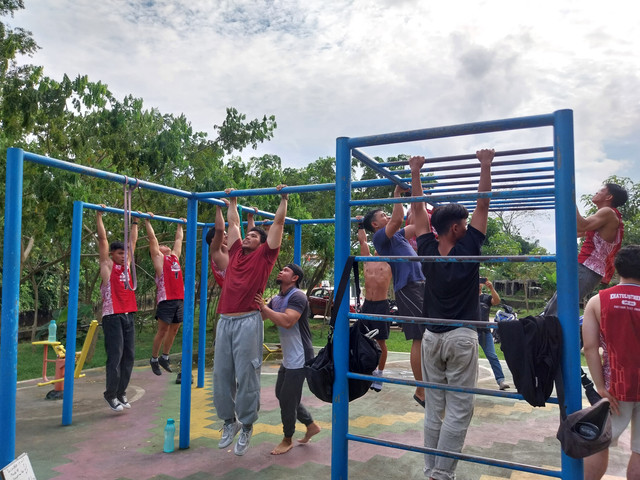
275, 365, 313, 438
102, 313, 136, 399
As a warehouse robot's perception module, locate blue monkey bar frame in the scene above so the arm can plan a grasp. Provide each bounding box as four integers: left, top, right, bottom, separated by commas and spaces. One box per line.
1, 110, 579, 475
331, 110, 582, 480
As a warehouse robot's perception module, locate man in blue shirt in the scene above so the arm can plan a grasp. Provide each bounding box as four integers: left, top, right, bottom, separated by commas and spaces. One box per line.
363, 184, 426, 407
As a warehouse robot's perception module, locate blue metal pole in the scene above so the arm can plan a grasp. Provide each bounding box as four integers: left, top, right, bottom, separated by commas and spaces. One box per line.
553, 109, 582, 480
347, 113, 555, 148
62, 201, 84, 425
179, 198, 198, 449
332, 137, 351, 479
197, 227, 210, 389
293, 223, 302, 266
0, 148, 24, 468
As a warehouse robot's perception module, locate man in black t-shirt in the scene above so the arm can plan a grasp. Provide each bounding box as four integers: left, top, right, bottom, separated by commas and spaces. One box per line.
410, 149, 495, 480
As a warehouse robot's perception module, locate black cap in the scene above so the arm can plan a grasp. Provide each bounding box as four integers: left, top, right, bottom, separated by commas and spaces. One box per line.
286, 263, 304, 287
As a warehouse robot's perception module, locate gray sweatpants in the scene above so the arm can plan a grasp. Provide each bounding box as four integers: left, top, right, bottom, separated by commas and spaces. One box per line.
422, 327, 478, 480
213, 311, 264, 426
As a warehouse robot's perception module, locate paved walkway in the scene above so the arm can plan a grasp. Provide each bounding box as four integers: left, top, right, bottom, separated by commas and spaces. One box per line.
14, 352, 630, 479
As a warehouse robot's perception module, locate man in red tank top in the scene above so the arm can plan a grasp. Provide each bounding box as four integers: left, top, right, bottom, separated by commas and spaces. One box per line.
583, 245, 640, 480
544, 182, 628, 404
144, 214, 185, 377
97, 208, 139, 412
213, 186, 288, 457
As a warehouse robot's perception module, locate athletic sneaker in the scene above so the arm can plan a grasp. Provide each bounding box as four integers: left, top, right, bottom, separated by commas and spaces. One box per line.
150, 358, 162, 376
117, 394, 131, 409
499, 381, 510, 391
218, 421, 241, 449
234, 425, 253, 456
175, 372, 194, 384
158, 356, 172, 373
370, 369, 383, 392
105, 396, 124, 412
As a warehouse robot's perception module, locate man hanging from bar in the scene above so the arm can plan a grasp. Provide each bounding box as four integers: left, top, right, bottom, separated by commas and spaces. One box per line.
96, 207, 139, 412
410, 149, 495, 480
363, 185, 427, 408
144, 213, 185, 378
213, 185, 288, 456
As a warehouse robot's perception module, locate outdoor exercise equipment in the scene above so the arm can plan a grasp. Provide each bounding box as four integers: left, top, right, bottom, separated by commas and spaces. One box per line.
330, 109, 581, 480
1, 110, 583, 480
31, 320, 100, 399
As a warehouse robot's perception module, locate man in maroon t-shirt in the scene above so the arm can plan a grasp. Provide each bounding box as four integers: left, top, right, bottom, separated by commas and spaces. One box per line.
213, 185, 289, 456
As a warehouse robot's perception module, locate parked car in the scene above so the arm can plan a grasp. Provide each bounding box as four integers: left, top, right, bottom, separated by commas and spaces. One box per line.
308, 287, 357, 318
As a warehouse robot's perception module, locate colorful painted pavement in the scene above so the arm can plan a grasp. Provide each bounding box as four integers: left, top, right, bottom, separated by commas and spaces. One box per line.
14, 353, 630, 479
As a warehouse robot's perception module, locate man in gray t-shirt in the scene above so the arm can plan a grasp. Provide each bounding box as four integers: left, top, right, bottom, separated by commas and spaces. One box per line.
256, 263, 321, 455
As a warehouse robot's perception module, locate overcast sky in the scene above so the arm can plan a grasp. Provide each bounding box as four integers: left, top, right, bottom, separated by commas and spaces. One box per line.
12, 0, 640, 251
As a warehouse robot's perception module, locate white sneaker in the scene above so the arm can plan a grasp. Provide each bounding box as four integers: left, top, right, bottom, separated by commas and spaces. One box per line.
370, 369, 382, 392
117, 394, 131, 409
105, 396, 124, 412
234, 425, 253, 456
218, 421, 241, 449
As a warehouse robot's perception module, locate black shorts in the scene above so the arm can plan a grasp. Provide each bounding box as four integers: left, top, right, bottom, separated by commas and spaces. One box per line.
395, 281, 426, 340
156, 299, 184, 324
360, 299, 391, 340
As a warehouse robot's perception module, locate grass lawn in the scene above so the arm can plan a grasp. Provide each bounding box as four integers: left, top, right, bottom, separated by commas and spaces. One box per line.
17, 311, 584, 382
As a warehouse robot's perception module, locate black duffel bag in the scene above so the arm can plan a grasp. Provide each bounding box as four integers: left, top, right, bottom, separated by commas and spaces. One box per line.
305, 258, 381, 403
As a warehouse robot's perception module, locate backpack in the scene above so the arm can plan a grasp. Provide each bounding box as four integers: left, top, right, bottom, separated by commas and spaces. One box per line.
498, 314, 562, 407
305, 258, 381, 403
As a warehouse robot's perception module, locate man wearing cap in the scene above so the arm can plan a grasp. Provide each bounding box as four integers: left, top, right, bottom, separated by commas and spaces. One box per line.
255, 264, 321, 455
583, 245, 640, 480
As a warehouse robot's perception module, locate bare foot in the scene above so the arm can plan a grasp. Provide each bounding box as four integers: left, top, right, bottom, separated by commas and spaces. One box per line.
298, 422, 321, 444
271, 438, 293, 455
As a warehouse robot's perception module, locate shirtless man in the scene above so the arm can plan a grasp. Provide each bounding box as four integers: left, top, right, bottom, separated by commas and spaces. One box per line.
356, 219, 393, 392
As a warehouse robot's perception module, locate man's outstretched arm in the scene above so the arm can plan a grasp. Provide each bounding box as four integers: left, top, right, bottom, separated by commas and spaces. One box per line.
384, 184, 410, 239
409, 156, 431, 238
357, 220, 371, 257
210, 203, 229, 271
225, 190, 242, 247
469, 149, 495, 235
172, 219, 185, 259
267, 185, 288, 249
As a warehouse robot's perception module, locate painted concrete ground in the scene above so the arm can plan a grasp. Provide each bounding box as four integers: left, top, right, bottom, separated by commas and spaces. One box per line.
14, 353, 630, 479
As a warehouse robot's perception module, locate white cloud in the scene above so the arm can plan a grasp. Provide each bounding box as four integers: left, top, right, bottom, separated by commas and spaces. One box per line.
10, 0, 640, 251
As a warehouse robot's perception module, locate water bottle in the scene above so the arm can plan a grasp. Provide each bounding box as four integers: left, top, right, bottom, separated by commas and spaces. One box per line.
48, 320, 57, 343
163, 418, 175, 453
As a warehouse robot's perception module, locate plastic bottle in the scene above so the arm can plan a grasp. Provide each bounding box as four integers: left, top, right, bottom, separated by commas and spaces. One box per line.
48, 320, 57, 343
163, 418, 175, 453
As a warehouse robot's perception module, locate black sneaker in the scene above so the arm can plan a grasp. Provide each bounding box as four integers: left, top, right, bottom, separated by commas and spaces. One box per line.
175, 372, 194, 384
158, 356, 172, 373
105, 396, 124, 412
117, 394, 131, 409
150, 358, 162, 376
